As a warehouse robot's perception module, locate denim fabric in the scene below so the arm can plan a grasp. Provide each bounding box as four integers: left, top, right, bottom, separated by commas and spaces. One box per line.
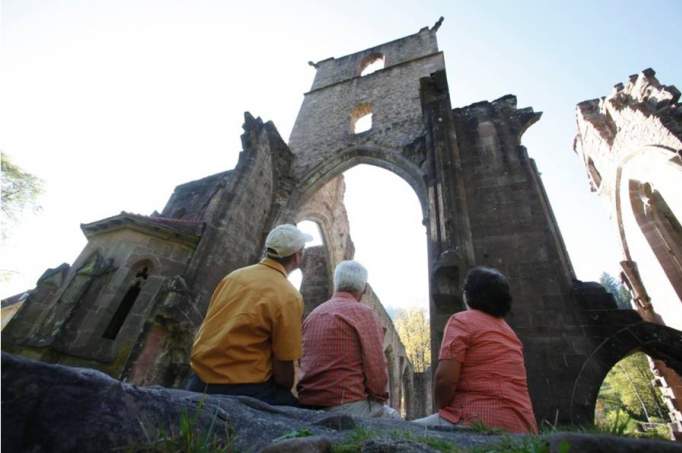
185, 373, 298, 406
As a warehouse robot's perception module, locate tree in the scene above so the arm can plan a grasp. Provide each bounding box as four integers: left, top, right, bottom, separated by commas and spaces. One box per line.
599, 272, 632, 309
596, 352, 671, 438
394, 308, 431, 372
1, 152, 44, 239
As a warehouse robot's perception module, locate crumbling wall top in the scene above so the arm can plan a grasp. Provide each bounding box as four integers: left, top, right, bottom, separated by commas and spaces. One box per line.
575, 68, 682, 158
309, 26, 440, 93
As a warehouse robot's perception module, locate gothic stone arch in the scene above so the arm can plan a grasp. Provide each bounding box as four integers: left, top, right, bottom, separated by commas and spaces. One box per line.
570, 322, 682, 425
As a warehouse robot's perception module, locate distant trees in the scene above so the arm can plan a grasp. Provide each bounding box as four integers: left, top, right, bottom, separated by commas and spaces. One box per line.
595, 272, 671, 438
599, 272, 632, 309
596, 352, 670, 438
1, 152, 44, 240
394, 308, 430, 372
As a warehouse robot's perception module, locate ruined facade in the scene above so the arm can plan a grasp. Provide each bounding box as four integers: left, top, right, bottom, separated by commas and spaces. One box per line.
3, 22, 682, 427
574, 69, 682, 436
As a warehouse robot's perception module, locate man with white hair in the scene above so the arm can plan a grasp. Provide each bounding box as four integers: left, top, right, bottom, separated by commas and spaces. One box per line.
187, 224, 312, 405
297, 260, 400, 418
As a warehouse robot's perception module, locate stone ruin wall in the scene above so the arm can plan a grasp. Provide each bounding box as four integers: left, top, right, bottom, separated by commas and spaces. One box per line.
574, 68, 682, 437
2, 122, 421, 415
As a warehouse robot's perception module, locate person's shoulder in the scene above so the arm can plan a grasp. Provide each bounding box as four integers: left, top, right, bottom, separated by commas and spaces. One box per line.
459, 309, 498, 321
228, 263, 261, 280
451, 309, 475, 321
341, 301, 377, 322
447, 309, 491, 330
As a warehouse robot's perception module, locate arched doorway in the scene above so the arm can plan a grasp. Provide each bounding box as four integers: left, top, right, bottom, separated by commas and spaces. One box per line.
291, 160, 429, 413
570, 321, 682, 436
595, 351, 672, 438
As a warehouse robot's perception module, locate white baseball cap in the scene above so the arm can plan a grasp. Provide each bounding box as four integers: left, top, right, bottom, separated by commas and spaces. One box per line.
265, 224, 313, 258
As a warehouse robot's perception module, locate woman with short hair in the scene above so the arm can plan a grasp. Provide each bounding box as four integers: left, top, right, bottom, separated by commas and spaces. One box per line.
413, 266, 538, 433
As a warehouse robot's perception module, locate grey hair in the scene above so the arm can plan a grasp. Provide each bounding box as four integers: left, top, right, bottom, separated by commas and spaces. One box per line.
334, 260, 368, 294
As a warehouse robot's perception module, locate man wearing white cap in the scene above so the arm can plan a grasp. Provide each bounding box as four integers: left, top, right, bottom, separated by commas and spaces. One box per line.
187, 224, 312, 405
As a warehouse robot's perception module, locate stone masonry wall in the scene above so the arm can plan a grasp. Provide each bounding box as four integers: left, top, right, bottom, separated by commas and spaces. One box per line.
288, 29, 443, 186
296, 175, 355, 268
309, 28, 439, 91
452, 95, 585, 424
177, 113, 296, 316
2, 228, 193, 377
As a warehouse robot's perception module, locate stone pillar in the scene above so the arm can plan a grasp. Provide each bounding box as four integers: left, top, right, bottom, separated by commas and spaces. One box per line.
299, 246, 333, 316
412, 368, 433, 418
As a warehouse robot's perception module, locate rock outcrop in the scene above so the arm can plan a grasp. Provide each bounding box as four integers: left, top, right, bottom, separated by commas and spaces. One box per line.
3, 353, 682, 452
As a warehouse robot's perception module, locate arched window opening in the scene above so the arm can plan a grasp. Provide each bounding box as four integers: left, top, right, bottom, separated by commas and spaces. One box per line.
103, 266, 149, 339
297, 220, 324, 247
359, 53, 385, 76
351, 103, 372, 134
587, 157, 602, 190
595, 352, 672, 438
294, 163, 429, 413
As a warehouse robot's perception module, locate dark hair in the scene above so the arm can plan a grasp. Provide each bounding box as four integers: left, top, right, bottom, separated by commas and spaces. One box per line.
463, 266, 512, 318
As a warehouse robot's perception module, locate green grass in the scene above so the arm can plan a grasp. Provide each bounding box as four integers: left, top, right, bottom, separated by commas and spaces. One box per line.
469, 436, 557, 453
331, 427, 375, 453
330, 427, 467, 453
122, 402, 235, 453
466, 421, 505, 435
272, 427, 314, 442
328, 426, 574, 453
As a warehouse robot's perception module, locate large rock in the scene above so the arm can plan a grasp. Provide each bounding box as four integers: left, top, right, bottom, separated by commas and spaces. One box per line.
2, 353, 681, 452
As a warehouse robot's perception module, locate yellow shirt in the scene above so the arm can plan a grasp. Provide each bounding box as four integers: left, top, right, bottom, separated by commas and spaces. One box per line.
190, 258, 303, 384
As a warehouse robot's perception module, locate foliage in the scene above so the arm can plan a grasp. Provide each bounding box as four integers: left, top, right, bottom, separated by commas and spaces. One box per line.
272, 427, 313, 442
469, 436, 555, 453
331, 427, 465, 453
394, 308, 431, 372
126, 403, 235, 453
467, 420, 504, 435
599, 273, 632, 309
1, 152, 44, 239
598, 408, 632, 436
596, 352, 671, 439
331, 427, 375, 453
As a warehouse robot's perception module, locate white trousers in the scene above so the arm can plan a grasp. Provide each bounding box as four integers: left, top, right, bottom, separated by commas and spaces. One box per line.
411, 413, 458, 427
325, 399, 401, 419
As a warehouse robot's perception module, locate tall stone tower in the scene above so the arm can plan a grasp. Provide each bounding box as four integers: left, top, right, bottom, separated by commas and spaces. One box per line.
3, 21, 682, 429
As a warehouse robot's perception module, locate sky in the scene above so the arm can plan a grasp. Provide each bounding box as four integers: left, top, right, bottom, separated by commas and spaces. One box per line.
2, 1, 681, 320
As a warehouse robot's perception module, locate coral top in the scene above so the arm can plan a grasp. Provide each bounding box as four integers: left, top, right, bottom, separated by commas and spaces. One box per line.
438, 309, 538, 433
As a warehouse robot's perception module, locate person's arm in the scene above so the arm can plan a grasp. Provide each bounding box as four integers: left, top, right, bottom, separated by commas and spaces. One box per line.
271, 293, 303, 390
358, 311, 389, 402
435, 314, 470, 409
434, 358, 461, 409
272, 358, 295, 390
